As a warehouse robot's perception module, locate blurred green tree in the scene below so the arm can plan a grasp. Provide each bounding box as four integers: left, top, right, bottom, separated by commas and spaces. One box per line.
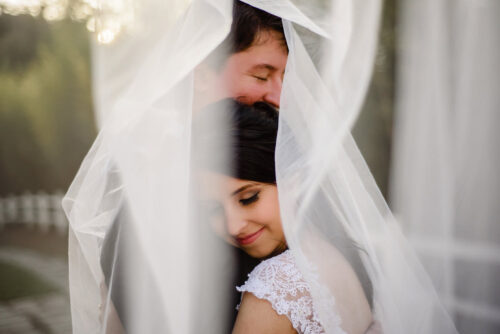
0, 15, 96, 196
0, 14, 48, 71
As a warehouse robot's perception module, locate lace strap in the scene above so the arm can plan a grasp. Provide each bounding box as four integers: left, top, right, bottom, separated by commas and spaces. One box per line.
236, 250, 328, 334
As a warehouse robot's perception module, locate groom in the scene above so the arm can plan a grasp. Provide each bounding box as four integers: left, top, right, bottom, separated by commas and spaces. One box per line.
193, 1, 287, 110
100, 1, 288, 332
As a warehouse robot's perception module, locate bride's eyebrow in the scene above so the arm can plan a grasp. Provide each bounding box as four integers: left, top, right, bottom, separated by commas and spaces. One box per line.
231, 183, 259, 196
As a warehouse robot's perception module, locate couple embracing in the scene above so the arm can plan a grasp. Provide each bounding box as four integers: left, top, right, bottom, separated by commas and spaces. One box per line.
193, 3, 372, 333
65, 1, 458, 333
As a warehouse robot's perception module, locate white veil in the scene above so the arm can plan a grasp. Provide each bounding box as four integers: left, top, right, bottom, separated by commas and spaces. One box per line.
64, 0, 458, 333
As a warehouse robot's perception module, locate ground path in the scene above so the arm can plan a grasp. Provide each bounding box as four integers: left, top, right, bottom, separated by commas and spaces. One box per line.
0, 247, 71, 334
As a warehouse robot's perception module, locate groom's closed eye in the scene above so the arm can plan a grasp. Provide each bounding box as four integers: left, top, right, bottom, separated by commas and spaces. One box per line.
252, 75, 268, 81
248, 64, 275, 79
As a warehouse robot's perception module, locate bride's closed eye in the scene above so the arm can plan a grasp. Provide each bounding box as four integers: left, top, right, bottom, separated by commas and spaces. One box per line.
239, 191, 260, 206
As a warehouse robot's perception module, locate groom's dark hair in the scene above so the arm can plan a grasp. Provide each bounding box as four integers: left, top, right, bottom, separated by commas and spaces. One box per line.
207, 1, 286, 69
229, 1, 286, 54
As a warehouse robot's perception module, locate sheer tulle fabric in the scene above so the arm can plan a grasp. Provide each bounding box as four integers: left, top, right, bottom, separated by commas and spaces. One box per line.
64, 0, 458, 333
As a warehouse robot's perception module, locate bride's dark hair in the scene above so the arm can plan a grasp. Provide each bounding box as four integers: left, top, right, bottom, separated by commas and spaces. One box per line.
194, 99, 278, 183
227, 101, 279, 183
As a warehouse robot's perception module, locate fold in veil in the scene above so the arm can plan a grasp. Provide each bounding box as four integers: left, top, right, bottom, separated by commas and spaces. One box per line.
63, 0, 458, 332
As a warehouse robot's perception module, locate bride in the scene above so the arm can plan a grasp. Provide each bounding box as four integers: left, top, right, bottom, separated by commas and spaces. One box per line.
64, 0, 458, 333
195, 99, 374, 333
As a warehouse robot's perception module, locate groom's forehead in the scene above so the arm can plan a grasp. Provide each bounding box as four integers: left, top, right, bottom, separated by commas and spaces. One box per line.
222, 31, 288, 68
228, 30, 286, 57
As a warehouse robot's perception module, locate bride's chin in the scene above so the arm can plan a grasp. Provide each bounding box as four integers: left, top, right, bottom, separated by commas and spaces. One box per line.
246, 251, 268, 259
242, 243, 287, 259
240, 245, 269, 259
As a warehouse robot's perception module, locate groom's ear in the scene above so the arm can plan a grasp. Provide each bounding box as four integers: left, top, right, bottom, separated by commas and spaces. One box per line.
194, 61, 220, 94
193, 60, 229, 111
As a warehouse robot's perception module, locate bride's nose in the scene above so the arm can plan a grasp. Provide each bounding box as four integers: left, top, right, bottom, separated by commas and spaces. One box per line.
224, 207, 248, 237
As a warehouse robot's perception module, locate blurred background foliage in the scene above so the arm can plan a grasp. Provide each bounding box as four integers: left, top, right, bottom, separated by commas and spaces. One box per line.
353, 0, 396, 199
0, 14, 96, 196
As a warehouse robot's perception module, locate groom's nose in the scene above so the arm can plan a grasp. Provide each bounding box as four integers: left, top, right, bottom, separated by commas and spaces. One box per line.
263, 79, 282, 108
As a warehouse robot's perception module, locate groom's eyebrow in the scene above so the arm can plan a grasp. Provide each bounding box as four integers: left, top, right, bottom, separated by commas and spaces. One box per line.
251, 64, 276, 71
251, 64, 285, 78
231, 183, 258, 196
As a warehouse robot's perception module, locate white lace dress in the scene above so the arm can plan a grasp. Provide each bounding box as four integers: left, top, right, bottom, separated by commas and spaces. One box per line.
236, 250, 327, 334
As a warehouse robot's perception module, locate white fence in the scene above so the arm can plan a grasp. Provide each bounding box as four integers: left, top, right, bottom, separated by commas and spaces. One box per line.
0, 190, 68, 234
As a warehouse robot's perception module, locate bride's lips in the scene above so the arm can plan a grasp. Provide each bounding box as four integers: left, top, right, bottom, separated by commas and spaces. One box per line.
236, 228, 265, 246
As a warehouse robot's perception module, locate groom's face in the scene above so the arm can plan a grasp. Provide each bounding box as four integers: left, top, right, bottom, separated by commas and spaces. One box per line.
218, 30, 287, 108
195, 30, 287, 109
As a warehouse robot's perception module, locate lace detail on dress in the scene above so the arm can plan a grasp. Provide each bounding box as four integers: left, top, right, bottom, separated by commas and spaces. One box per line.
236, 250, 331, 334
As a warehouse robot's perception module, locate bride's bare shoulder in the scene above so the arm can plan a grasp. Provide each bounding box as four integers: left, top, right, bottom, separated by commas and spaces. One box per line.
232, 292, 296, 334
307, 234, 373, 334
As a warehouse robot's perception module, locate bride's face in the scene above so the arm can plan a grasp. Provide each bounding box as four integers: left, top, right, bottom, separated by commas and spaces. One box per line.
200, 171, 286, 258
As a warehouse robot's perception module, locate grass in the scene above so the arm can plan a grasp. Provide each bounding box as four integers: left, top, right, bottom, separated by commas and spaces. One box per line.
0, 260, 57, 301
